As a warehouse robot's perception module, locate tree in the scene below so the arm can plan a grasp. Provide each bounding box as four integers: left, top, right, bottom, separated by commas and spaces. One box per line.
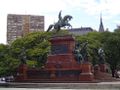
10, 31, 51, 68
0, 44, 19, 76
103, 31, 120, 77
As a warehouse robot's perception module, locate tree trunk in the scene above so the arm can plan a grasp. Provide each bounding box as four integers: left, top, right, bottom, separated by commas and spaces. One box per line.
111, 69, 115, 77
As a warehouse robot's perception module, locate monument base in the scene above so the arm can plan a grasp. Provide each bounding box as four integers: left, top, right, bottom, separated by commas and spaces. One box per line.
79, 62, 94, 81
15, 64, 27, 81
99, 64, 106, 72
79, 73, 93, 81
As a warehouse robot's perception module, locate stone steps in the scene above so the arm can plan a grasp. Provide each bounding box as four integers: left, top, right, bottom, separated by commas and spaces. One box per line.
1, 82, 120, 89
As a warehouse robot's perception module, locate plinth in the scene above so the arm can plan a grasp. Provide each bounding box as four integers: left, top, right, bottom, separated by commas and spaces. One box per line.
15, 64, 27, 81
99, 64, 106, 72
45, 35, 82, 81
79, 62, 93, 81
45, 35, 78, 70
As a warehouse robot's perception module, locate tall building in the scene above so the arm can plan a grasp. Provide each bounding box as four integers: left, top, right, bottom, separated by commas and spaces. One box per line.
69, 27, 93, 35
99, 14, 104, 32
7, 14, 44, 44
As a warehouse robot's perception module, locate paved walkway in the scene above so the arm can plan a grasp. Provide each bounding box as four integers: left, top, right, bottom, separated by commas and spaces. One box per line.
1, 81, 120, 89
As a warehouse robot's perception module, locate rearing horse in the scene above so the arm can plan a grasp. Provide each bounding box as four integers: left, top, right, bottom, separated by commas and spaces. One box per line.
47, 11, 73, 32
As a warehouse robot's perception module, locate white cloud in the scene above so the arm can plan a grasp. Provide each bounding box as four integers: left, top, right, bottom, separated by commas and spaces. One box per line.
78, 0, 120, 18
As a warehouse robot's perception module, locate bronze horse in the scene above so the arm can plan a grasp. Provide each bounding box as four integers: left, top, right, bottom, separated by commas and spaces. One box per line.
47, 11, 73, 32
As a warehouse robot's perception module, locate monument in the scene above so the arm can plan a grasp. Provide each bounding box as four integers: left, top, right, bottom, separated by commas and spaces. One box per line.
15, 11, 94, 82
45, 35, 94, 81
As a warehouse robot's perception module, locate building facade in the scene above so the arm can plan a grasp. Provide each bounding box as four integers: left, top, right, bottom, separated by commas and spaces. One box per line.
7, 14, 44, 44
69, 27, 93, 36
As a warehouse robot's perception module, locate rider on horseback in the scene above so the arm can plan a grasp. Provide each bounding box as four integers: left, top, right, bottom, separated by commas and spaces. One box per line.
47, 11, 73, 32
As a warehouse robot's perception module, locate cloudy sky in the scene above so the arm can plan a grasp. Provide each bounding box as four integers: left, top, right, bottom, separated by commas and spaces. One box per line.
0, 0, 120, 44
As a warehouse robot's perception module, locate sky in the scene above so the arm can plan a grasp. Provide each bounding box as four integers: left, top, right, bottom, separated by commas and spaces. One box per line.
0, 0, 120, 44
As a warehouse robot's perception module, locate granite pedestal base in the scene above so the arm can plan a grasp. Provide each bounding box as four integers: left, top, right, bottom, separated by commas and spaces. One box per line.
79, 62, 93, 81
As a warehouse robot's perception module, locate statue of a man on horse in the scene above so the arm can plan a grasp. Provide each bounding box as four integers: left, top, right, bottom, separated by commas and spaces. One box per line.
47, 11, 73, 32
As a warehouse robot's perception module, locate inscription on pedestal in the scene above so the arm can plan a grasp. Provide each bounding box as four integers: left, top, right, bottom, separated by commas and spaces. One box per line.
51, 44, 68, 54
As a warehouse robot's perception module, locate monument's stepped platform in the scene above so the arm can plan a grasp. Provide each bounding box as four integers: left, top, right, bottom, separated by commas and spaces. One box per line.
95, 72, 118, 81
1, 81, 120, 89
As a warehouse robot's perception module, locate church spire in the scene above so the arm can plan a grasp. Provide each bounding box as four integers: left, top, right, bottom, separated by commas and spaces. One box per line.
99, 14, 104, 32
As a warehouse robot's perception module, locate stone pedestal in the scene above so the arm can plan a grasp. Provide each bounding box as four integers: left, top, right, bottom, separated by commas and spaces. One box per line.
15, 64, 27, 81
45, 35, 82, 81
79, 62, 94, 81
94, 65, 100, 79
94, 65, 100, 74
50, 71, 56, 80
45, 35, 79, 70
99, 64, 106, 72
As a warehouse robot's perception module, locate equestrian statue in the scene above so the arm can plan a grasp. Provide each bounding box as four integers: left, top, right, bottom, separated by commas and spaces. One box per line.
47, 11, 73, 32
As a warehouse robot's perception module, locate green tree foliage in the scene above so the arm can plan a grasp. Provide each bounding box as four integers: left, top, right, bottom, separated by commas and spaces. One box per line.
103, 31, 120, 77
0, 44, 19, 76
10, 32, 51, 68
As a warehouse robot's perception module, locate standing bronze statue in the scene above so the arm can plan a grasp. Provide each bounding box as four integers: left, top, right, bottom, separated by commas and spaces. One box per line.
98, 47, 105, 64
73, 43, 84, 64
80, 42, 89, 62
73, 42, 89, 63
47, 11, 73, 32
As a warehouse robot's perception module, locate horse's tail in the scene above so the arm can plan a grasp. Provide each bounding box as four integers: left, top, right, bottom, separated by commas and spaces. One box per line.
46, 24, 54, 32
